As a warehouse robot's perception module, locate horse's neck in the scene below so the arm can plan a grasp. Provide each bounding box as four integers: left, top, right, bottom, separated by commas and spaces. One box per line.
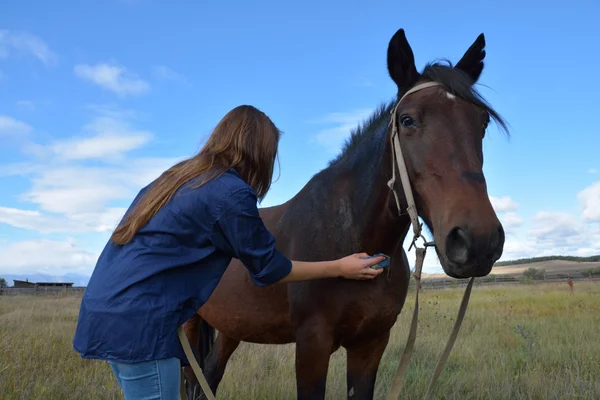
331, 120, 411, 255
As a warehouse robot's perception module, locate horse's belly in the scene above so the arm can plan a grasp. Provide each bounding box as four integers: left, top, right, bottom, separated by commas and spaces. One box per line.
199, 260, 296, 344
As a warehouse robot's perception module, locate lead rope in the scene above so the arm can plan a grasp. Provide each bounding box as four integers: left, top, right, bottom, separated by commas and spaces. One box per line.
177, 325, 216, 400
385, 82, 475, 400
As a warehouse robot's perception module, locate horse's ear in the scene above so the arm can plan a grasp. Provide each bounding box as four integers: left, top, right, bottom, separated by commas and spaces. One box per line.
455, 33, 486, 83
387, 29, 419, 92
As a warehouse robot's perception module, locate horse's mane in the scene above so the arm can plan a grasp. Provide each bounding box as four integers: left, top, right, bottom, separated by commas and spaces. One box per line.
327, 60, 509, 167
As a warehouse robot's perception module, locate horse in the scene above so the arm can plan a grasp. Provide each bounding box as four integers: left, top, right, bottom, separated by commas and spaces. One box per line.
182, 27, 509, 400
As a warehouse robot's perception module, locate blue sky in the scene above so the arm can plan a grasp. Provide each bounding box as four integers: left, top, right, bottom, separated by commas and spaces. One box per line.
1, 0, 598, 282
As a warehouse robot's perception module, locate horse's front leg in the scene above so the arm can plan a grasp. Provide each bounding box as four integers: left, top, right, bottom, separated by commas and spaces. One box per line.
345, 330, 391, 400
294, 318, 338, 400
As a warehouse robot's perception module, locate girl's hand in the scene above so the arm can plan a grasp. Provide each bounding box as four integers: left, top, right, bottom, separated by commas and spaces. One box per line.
337, 253, 385, 280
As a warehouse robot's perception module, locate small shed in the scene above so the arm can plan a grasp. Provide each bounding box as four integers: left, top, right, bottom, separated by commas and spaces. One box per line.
12, 280, 74, 288
37, 282, 74, 288
12, 279, 36, 288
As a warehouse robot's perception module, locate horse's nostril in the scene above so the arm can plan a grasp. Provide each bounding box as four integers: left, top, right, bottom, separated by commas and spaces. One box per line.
490, 224, 505, 260
445, 227, 471, 265
490, 225, 502, 248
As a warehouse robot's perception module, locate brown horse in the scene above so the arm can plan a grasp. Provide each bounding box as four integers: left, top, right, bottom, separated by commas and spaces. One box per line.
183, 28, 508, 400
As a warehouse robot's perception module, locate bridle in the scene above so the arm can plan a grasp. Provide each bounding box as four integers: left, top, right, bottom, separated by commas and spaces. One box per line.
387, 81, 440, 252
385, 81, 475, 400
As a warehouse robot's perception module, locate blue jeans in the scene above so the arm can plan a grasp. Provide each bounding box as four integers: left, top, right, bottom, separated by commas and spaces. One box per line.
109, 357, 181, 400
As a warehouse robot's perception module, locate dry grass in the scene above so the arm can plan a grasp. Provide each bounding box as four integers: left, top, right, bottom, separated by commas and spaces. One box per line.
1, 281, 599, 399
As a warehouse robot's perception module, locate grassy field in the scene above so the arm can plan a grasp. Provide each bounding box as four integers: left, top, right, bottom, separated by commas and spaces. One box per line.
1, 281, 599, 399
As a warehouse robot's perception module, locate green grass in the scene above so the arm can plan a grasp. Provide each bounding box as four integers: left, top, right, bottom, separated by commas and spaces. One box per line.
1, 282, 599, 399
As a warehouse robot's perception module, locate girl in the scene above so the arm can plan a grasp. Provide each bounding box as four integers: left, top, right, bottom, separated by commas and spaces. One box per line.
73, 105, 384, 399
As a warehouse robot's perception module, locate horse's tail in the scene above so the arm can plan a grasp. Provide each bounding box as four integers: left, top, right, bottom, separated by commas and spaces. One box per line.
182, 313, 216, 399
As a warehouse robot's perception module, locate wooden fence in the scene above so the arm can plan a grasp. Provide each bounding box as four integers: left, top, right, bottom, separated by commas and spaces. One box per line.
1, 272, 598, 296
419, 271, 599, 290
0, 286, 86, 296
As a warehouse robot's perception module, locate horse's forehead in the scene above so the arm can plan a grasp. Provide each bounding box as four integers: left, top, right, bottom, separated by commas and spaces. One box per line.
414, 90, 480, 117
405, 87, 457, 108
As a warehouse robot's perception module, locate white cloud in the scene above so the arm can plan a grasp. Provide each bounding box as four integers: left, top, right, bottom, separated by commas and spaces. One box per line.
74, 62, 150, 96
355, 77, 373, 87
500, 211, 600, 260
16, 100, 35, 112
493, 212, 600, 262
418, 206, 600, 271
0, 104, 191, 277
530, 211, 581, 241
489, 195, 519, 212
500, 211, 523, 230
153, 65, 187, 84
52, 132, 150, 161
588, 168, 597, 174
311, 108, 373, 151
498, 237, 537, 261
0, 207, 79, 233
0, 206, 126, 234
50, 115, 152, 161
0, 238, 98, 276
8, 156, 179, 216
0, 115, 32, 136
24, 172, 130, 214
2, 108, 151, 161
68, 208, 128, 233
0, 30, 58, 66
0, 154, 179, 233
0, 105, 184, 235
578, 181, 600, 222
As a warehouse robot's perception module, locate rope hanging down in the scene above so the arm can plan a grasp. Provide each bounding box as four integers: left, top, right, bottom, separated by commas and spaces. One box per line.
385, 81, 475, 400
178, 326, 216, 400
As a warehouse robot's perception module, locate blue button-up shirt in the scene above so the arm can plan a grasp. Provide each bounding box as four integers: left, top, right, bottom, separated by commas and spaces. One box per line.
72, 168, 292, 364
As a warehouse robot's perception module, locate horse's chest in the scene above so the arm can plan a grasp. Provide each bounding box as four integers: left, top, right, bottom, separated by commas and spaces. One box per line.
336, 285, 406, 343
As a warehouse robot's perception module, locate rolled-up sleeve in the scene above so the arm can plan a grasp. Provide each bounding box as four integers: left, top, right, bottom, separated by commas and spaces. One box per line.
211, 188, 292, 287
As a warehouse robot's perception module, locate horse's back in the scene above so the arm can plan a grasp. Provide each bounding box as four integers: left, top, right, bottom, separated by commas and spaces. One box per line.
198, 201, 297, 344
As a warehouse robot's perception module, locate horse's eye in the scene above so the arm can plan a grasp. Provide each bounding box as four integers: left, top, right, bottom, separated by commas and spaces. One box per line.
400, 115, 415, 128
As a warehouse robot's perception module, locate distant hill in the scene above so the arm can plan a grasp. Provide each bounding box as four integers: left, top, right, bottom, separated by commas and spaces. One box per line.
495, 255, 600, 266
423, 256, 600, 279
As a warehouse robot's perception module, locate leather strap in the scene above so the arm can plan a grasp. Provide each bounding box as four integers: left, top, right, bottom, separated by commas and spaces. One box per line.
177, 325, 216, 400
385, 81, 475, 399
